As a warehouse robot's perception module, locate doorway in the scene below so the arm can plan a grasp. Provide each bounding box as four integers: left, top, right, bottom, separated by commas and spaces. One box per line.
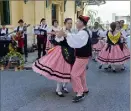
52, 4, 59, 22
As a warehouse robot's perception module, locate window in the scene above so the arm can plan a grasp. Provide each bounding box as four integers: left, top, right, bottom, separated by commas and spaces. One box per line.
0, 1, 10, 25
52, 4, 57, 21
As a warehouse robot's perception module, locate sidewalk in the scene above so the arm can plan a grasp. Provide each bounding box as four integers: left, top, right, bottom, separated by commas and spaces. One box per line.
24, 51, 37, 69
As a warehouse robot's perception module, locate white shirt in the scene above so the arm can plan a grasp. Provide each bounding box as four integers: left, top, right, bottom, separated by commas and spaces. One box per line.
121, 29, 128, 38
14, 26, 25, 38
1, 28, 7, 34
0, 28, 11, 40
33, 24, 50, 35
66, 27, 89, 48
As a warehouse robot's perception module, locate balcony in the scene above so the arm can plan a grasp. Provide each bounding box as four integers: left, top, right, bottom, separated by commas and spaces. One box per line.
86, 0, 106, 5
75, 0, 106, 6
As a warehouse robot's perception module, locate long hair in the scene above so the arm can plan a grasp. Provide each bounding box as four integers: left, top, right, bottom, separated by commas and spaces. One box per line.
110, 22, 116, 33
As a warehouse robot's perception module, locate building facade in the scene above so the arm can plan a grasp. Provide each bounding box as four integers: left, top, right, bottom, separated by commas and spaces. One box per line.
0, 0, 85, 46
0, 0, 85, 29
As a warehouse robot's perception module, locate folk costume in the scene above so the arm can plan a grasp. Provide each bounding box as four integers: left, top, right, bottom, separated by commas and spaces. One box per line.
91, 28, 105, 61
97, 30, 130, 72
14, 19, 28, 60
65, 15, 92, 102
32, 28, 75, 96
0, 25, 11, 58
34, 24, 49, 59
32, 35, 75, 81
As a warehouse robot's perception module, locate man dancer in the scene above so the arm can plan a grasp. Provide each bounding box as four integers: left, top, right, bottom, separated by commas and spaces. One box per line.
57, 15, 92, 102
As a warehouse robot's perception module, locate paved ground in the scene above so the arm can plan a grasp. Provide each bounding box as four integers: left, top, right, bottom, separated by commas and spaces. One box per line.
1, 37, 130, 111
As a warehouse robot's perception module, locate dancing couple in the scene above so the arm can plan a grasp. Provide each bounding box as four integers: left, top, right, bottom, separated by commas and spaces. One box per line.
32, 15, 92, 103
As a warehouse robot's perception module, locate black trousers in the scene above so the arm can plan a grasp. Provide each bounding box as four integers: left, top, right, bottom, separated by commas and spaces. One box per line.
17, 47, 23, 54
0, 40, 10, 57
24, 34, 28, 57
37, 36, 47, 58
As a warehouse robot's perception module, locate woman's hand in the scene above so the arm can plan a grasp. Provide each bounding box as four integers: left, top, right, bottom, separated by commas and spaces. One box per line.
56, 30, 67, 38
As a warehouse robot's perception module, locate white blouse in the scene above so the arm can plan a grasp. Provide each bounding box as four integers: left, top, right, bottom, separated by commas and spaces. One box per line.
1, 28, 7, 34
0, 28, 11, 40
66, 28, 89, 48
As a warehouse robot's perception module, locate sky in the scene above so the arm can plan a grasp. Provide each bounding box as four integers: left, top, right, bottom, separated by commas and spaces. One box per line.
88, 1, 130, 23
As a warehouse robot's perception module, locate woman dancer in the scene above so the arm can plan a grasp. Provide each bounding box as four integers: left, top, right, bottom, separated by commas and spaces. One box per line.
32, 18, 75, 97
97, 22, 130, 72
116, 21, 130, 70
91, 22, 105, 62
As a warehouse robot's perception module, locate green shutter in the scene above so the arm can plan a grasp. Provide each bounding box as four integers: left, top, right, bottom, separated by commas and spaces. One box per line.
3, 1, 10, 25
64, 0, 67, 12
46, 0, 49, 8
24, 0, 28, 4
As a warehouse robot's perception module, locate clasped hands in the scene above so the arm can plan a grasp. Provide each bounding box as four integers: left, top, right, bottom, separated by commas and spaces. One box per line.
47, 29, 67, 38
55, 29, 67, 38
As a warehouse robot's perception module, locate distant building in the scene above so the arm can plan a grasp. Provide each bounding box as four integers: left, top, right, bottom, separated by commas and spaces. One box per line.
112, 13, 130, 24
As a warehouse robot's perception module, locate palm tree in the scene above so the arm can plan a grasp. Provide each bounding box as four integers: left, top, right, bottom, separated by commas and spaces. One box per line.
84, 8, 98, 26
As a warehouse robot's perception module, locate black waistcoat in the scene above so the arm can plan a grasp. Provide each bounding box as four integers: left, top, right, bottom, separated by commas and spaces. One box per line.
75, 29, 92, 58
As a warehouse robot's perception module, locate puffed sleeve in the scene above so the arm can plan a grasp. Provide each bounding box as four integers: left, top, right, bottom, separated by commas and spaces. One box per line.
66, 30, 89, 48
55, 36, 64, 42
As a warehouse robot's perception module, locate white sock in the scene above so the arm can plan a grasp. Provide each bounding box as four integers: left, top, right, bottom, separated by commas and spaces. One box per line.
63, 83, 67, 88
76, 93, 83, 97
56, 82, 61, 92
112, 65, 116, 70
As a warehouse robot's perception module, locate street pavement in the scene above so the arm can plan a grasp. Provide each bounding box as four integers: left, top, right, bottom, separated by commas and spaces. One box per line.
1, 37, 130, 111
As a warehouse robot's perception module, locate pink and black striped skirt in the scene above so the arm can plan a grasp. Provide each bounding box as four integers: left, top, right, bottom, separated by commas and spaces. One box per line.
97, 43, 130, 65
32, 46, 72, 83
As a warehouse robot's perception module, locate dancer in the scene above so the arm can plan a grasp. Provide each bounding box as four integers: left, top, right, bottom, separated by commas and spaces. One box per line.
34, 18, 49, 59
97, 22, 130, 72
116, 21, 130, 70
32, 18, 75, 97
91, 22, 105, 61
56, 15, 92, 102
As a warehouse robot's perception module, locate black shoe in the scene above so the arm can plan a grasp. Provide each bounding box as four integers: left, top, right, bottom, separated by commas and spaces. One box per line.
86, 65, 88, 70
94, 59, 97, 62
108, 65, 111, 69
84, 91, 89, 95
121, 67, 125, 71
99, 65, 102, 69
104, 67, 108, 70
72, 94, 85, 103
62, 87, 69, 93
36, 57, 40, 60
56, 91, 65, 97
113, 70, 116, 73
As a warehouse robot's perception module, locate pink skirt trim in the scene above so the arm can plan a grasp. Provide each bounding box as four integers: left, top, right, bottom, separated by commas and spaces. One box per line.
97, 43, 130, 65
92, 40, 105, 51
32, 46, 71, 83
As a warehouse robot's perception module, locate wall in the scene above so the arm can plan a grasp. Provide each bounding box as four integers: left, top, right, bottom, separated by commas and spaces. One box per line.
10, 1, 23, 26
64, 1, 76, 28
